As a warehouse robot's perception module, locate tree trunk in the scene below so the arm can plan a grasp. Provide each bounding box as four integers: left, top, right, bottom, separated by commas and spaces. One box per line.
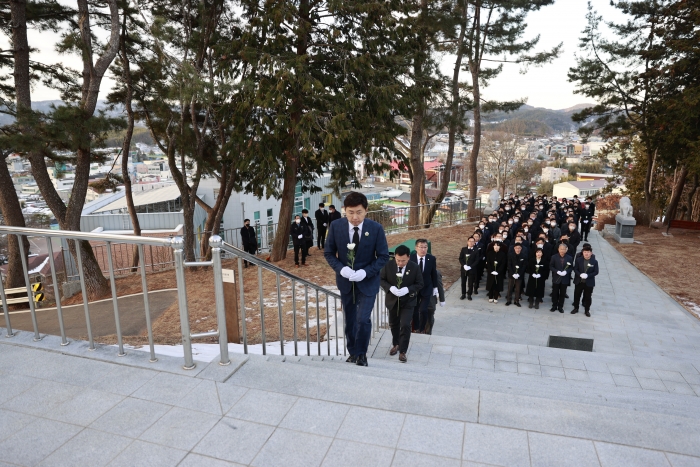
664, 164, 688, 225
685, 174, 698, 221
198, 166, 236, 260
0, 160, 30, 289
408, 111, 425, 229
270, 0, 309, 262
424, 6, 467, 226
5, 0, 31, 289
270, 153, 299, 261
119, 18, 141, 270
468, 66, 481, 217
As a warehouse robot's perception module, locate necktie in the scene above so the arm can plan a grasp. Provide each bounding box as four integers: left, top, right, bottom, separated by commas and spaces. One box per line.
398, 266, 403, 276
352, 226, 359, 245
419, 257, 424, 271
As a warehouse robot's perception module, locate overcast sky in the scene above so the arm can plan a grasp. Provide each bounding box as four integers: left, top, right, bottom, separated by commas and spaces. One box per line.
16, 0, 624, 110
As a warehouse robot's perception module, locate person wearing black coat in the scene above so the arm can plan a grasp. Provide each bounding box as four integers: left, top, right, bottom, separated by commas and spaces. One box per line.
485, 242, 507, 302
525, 249, 549, 308
380, 246, 424, 362
300, 209, 314, 256
459, 237, 479, 300
579, 203, 594, 241
560, 220, 581, 257
240, 219, 258, 268
472, 232, 486, 293
290, 215, 311, 267
549, 243, 573, 313
315, 203, 330, 250
505, 244, 527, 306
410, 239, 439, 333
571, 245, 600, 317
328, 205, 342, 225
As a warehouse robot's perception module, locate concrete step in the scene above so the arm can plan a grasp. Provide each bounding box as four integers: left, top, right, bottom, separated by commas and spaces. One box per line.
233, 355, 700, 459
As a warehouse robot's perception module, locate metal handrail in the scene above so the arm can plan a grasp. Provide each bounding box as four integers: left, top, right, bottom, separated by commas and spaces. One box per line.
220, 241, 341, 300
0, 225, 173, 246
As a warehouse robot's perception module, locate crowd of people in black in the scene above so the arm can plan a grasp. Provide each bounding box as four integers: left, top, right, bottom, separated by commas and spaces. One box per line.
458, 193, 600, 317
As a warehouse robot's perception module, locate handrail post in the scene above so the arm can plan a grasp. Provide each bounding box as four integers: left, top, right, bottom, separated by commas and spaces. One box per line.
17, 234, 41, 341
209, 235, 230, 366
0, 269, 14, 337
172, 237, 195, 370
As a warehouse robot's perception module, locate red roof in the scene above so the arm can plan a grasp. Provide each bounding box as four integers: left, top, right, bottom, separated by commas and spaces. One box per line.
390, 160, 443, 172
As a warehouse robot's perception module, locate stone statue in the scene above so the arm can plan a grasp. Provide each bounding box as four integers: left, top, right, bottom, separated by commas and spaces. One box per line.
619, 196, 633, 218
487, 189, 500, 212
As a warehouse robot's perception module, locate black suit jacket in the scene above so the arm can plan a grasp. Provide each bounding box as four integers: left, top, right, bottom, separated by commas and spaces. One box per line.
300, 216, 314, 233
240, 225, 257, 247
328, 211, 342, 225
459, 247, 479, 276
315, 209, 329, 229
410, 253, 438, 297
380, 259, 424, 310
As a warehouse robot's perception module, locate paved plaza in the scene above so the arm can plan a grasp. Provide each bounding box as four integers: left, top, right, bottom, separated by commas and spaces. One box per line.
1, 230, 700, 466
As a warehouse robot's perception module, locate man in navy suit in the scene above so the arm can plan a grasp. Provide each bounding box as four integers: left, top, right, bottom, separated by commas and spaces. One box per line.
410, 239, 438, 333
324, 192, 389, 367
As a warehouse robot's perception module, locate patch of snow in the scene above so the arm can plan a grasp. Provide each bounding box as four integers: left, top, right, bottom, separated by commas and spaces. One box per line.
28, 257, 49, 275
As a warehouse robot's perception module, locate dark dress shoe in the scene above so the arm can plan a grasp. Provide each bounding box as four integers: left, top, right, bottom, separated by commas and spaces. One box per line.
505, 301, 511, 306
473, 290, 478, 295
565, 294, 569, 298
356, 354, 368, 366
346, 355, 357, 363
528, 301, 534, 309
550, 307, 556, 312
389, 345, 399, 356
535, 302, 540, 309
585, 310, 591, 317
571, 308, 579, 314
399, 353, 407, 363
467, 295, 472, 300
515, 301, 521, 307
558, 308, 564, 313
460, 295, 466, 300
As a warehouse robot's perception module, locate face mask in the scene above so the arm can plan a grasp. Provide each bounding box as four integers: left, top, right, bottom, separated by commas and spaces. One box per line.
508, 221, 513, 225
245, 223, 250, 227
524, 229, 528, 232
505, 207, 510, 211
479, 224, 484, 228
295, 219, 301, 224
570, 226, 575, 231
543, 228, 549, 233
521, 207, 525, 210
537, 244, 543, 248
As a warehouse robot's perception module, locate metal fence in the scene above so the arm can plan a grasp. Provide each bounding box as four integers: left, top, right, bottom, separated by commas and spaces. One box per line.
0, 225, 388, 369
366, 199, 484, 235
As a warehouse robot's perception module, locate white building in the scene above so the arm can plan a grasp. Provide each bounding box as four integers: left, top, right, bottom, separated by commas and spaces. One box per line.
553, 179, 607, 199
541, 167, 569, 183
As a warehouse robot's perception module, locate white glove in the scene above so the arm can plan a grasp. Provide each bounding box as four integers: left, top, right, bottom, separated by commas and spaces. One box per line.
557, 270, 566, 276
512, 274, 520, 279
463, 265, 471, 271
533, 274, 540, 279
349, 269, 367, 282
340, 267, 354, 279
580, 273, 588, 279
390, 286, 400, 296
491, 271, 498, 276
323, 223, 327, 226
583, 220, 589, 223
439, 301, 445, 307
298, 234, 303, 239
397, 287, 409, 297
433, 287, 439, 297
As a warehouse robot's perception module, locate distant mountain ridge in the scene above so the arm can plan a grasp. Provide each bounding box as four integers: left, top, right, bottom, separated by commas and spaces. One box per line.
0, 100, 125, 126
477, 103, 594, 136
3, 100, 594, 137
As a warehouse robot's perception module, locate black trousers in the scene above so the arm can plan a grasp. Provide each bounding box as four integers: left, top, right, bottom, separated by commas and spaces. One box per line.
317, 227, 327, 249
580, 222, 591, 239
293, 244, 307, 265
573, 282, 594, 310
389, 303, 413, 353
413, 295, 430, 332
551, 283, 568, 309
476, 262, 485, 289
461, 272, 476, 296
243, 243, 257, 266
506, 277, 522, 302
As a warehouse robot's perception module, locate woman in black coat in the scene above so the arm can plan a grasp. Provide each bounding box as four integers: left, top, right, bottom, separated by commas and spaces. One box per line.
485, 242, 507, 302
525, 248, 549, 309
